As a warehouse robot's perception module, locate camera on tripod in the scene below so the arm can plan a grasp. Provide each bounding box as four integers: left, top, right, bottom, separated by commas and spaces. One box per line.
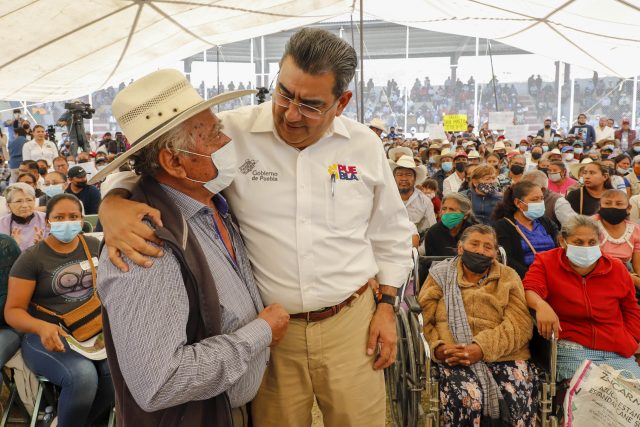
58, 101, 95, 153
64, 102, 95, 119
46, 125, 57, 143
256, 87, 270, 105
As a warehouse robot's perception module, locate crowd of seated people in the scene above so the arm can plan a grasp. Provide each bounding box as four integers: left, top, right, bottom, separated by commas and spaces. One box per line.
1, 80, 640, 426
0, 119, 116, 424
379, 112, 640, 424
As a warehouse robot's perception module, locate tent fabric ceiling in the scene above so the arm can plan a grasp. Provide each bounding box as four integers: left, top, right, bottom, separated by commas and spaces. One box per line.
0, 0, 638, 102
363, 0, 640, 79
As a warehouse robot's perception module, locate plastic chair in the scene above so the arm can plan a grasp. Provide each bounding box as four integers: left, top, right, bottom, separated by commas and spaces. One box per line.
84, 214, 99, 230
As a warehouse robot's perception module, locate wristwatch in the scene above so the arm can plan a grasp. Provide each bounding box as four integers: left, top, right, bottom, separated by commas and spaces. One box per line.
378, 293, 400, 310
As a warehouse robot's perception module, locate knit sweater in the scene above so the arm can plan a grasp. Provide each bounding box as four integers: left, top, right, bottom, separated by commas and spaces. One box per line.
418, 257, 532, 363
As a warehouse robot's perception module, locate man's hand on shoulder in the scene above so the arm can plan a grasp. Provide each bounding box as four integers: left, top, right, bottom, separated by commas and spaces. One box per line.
100, 189, 165, 272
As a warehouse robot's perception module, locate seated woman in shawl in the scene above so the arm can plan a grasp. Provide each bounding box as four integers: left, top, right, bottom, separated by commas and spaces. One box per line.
418, 224, 539, 426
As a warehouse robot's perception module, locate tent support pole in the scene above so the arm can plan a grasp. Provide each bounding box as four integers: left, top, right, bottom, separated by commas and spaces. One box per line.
570, 73, 575, 128
404, 26, 409, 132
203, 50, 208, 100
349, 15, 360, 122
359, 0, 364, 124
633, 76, 638, 130
488, 40, 498, 111
556, 61, 563, 127
474, 37, 479, 127
250, 39, 255, 105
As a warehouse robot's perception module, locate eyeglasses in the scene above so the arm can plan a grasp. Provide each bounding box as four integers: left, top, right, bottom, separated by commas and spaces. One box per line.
9, 198, 35, 205
272, 91, 340, 120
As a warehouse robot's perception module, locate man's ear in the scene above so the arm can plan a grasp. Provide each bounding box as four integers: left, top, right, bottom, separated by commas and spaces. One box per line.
335, 91, 353, 117
158, 149, 187, 179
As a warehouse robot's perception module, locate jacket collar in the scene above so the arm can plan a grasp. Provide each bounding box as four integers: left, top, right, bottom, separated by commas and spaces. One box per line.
555, 246, 613, 277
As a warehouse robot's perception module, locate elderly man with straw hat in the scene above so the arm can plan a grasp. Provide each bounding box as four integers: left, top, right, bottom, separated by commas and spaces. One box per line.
390, 154, 435, 234
95, 69, 290, 426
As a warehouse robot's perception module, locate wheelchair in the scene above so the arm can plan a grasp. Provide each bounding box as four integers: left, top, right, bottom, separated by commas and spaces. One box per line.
386, 249, 560, 427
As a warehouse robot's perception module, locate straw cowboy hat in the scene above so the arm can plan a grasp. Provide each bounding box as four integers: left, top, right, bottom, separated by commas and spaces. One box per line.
89, 69, 255, 184
390, 155, 427, 185
569, 157, 593, 179
388, 146, 413, 162
367, 118, 386, 133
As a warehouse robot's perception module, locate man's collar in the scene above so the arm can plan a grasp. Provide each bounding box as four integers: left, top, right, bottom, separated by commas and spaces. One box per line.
160, 183, 229, 220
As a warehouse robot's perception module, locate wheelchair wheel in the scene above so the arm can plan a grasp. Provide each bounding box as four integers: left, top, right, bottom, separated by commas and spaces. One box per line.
385, 311, 406, 427
385, 309, 417, 427
398, 309, 420, 427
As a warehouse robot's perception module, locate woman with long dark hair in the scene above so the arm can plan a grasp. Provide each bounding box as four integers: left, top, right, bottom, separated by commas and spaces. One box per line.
565, 161, 613, 215
493, 181, 558, 278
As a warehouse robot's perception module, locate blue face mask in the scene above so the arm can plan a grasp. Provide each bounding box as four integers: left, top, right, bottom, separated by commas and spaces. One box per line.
42, 184, 64, 198
633, 146, 640, 153
566, 244, 601, 268
441, 162, 453, 172
522, 201, 545, 220
542, 146, 549, 152
49, 221, 82, 243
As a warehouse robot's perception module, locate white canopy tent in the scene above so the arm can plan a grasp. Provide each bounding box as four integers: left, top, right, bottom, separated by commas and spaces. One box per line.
0, 0, 639, 102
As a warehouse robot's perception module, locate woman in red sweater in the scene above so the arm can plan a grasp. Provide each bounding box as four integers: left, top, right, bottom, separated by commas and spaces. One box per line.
523, 215, 640, 380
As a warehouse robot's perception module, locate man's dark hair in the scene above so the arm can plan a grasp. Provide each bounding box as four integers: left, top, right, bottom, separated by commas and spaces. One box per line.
17, 172, 37, 185
281, 28, 357, 98
20, 160, 38, 171
46, 194, 83, 221
53, 156, 68, 165
15, 127, 27, 137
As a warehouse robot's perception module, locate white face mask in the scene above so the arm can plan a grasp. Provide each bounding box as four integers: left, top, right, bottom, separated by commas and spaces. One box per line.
563, 153, 574, 161
548, 172, 562, 182
179, 141, 237, 194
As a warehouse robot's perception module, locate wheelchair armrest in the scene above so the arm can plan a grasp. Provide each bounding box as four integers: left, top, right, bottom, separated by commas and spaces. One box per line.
405, 295, 422, 313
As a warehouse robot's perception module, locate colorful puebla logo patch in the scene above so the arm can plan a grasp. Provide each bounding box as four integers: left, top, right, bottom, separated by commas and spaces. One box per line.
328, 164, 359, 181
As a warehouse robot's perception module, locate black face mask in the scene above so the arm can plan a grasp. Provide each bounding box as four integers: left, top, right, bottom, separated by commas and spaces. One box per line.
544, 124, 550, 129
497, 152, 506, 160
599, 207, 628, 225
538, 167, 549, 176
461, 250, 493, 274
78, 159, 89, 163
38, 167, 47, 176
455, 162, 466, 173
510, 164, 525, 175
75, 180, 87, 188
531, 152, 542, 160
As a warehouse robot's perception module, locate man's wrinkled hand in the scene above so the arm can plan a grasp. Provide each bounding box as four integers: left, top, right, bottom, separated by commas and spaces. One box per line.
367, 303, 397, 370
100, 193, 164, 272
258, 304, 290, 346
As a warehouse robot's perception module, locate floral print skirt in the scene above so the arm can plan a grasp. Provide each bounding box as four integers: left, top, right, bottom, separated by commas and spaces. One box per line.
437, 360, 540, 427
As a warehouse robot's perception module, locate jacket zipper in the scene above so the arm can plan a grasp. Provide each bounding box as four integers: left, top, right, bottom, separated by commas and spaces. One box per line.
581, 277, 597, 348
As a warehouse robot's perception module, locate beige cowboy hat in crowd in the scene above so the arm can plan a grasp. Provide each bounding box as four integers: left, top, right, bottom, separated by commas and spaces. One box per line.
390, 155, 427, 185
569, 157, 593, 179
367, 118, 386, 133
388, 146, 414, 162
89, 69, 255, 184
